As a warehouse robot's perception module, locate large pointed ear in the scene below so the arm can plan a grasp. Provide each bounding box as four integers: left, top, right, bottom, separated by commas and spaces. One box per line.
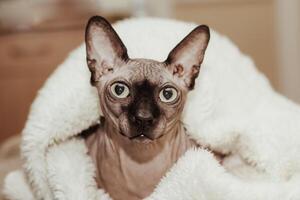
165, 25, 210, 90
85, 16, 128, 85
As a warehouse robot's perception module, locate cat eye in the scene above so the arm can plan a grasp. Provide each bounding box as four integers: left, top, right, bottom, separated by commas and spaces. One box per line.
110, 82, 130, 99
159, 87, 178, 103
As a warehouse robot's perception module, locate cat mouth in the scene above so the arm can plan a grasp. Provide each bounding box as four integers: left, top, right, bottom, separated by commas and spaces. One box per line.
130, 133, 153, 141
130, 132, 157, 143
119, 131, 154, 143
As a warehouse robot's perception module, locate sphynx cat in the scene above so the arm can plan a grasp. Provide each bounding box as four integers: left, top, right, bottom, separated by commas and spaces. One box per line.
83, 16, 222, 200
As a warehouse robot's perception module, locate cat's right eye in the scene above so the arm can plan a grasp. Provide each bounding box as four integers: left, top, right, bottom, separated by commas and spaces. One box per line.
159, 86, 178, 103
110, 82, 130, 99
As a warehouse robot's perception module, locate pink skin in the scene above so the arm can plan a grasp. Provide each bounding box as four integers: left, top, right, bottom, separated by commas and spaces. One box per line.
83, 16, 223, 200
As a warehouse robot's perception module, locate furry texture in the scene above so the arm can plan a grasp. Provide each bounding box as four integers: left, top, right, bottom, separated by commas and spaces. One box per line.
3, 18, 300, 200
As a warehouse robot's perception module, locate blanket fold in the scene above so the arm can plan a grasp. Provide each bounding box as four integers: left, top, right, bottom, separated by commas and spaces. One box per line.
3, 18, 300, 200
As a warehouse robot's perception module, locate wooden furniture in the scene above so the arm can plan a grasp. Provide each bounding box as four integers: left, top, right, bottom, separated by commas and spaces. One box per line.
0, 0, 127, 143
0, 29, 83, 143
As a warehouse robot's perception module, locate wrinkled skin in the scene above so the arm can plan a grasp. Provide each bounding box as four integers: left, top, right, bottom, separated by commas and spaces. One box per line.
84, 120, 197, 200
82, 16, 216, 200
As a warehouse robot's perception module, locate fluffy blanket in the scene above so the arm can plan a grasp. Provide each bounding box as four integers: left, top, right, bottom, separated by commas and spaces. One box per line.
3, 18, 300, 200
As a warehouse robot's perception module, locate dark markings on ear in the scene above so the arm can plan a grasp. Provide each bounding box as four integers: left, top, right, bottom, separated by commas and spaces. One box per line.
85, 16, 128, 85
86, 59, 100, 85
165, 25, 210, 90
173, 64, 184, 77
189, 65, 201, 90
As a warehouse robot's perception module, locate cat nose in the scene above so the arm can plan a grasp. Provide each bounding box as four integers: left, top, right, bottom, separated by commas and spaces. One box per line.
134, 110, 154, 126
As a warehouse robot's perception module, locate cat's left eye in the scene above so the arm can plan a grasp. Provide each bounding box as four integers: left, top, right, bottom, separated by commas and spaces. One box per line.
110, 82, 130, 99
159, 87, 178, 103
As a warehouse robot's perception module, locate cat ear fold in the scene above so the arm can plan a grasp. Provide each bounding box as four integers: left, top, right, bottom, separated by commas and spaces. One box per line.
165, 25, 210, 90
85, 16, 128, 85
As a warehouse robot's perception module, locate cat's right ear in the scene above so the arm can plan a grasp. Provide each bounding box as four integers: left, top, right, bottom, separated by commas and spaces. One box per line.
85, 16, 128, 85
164, 25, 210, 90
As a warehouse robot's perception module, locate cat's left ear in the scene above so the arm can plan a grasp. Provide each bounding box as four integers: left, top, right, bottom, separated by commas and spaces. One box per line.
85, 16, 128, 85
165, 25, 210, 90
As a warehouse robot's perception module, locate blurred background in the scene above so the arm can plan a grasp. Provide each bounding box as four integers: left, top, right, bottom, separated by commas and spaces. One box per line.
0, 0, 299, 193
1, 0, 300, 144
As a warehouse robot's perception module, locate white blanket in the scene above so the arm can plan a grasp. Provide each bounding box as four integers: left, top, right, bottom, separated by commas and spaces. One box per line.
3, 18, 300, 200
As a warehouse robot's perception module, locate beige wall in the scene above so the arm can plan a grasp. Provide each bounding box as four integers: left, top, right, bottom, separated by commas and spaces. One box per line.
172, 0, 279, 89
170, 0, 300, 103
275, 0, 300, 103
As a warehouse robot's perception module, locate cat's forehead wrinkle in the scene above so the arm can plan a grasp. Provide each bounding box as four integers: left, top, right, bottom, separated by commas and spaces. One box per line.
126, 59, 166, 84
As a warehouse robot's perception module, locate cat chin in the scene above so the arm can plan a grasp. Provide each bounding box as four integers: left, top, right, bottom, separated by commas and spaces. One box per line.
131, 135, 154, 144
119, 127, 165, 143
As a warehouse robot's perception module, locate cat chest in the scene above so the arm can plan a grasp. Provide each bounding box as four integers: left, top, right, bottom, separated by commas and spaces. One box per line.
95, 149, 174, 200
